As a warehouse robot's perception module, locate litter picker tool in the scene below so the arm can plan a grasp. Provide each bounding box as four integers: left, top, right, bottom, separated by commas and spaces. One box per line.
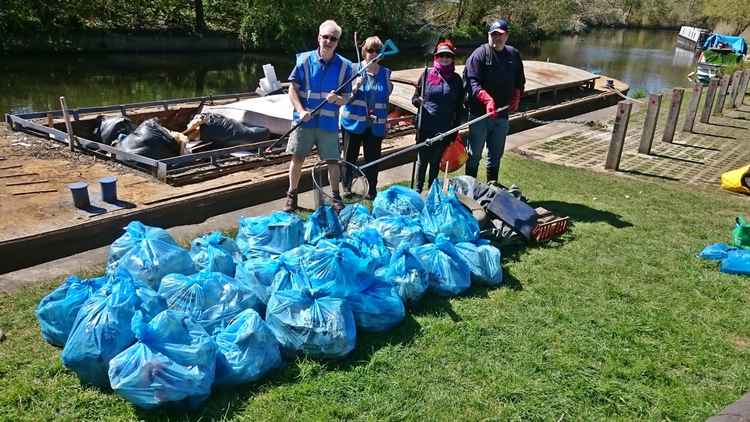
410, 65, 428, 189
262, 39, 400, 156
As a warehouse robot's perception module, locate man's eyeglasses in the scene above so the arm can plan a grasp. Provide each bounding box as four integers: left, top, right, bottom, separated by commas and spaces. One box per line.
320, 34, 338, 42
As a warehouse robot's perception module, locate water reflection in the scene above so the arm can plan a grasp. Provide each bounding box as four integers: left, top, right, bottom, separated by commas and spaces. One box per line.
1, 28, 695, 115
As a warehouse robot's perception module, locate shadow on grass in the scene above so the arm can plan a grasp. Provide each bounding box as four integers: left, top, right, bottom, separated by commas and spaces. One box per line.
709, 121, 748, 130
671, 142, 721, 152
618, 169, 681, 182
692, 130, 736, 140
529, 200, 633, 229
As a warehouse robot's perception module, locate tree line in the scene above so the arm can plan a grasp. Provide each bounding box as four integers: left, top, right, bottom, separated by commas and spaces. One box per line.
1, 0, 748, 52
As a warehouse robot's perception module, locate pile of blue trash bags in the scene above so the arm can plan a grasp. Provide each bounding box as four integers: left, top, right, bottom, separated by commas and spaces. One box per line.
35, 181, 503, 409
698, 216, 750, 275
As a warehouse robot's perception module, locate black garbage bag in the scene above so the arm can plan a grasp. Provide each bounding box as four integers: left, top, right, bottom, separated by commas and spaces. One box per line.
113, 118, 180, 159
198, 113, 270, 147
94, 115, 135, 145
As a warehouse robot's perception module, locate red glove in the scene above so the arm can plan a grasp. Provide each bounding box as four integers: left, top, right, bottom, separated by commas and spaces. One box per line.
510, 88, 521, 113
476, 89, 496, 119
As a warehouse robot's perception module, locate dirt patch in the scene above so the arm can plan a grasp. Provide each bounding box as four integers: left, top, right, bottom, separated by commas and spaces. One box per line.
731, 335, 750, 351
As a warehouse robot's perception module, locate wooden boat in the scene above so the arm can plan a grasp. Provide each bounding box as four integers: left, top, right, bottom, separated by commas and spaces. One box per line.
1, 61, 628, 273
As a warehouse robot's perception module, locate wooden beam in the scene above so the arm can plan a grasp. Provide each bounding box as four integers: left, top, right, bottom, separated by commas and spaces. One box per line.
728, 71, 743, 109
700, 78, 719, 123
639, 93, 662, 154
605, 101, 632, 170
662, 88, 684, 143
737, 69, 750, 107
682, 83, 703, 133
715, 75, 731, 114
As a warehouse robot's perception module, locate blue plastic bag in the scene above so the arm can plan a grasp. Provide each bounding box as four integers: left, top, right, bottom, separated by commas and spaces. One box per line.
304, 206, 343, 244
412, 235, 472, 296
367, 216, 427, 250
158, 271, 263, 335
375, 243, 429, 303
235, 256, 280, 305
268, 254, 311, 298
699, 243, 735, 261
339, 203, 373, 234
422, 182, 480, 243
266, 288, 356, 359
343, 228, 391, 272
36, 275, 106, 347
372, 185, 424, 219
189, 231, 241, 276
720, 249, 750, 275
107, 221, 195, 289
108, 310, 217, 409
236, 211, 304, 258
347, 275, 406, 332
455, 241, 503, 286
214, 309, 283, 385
62, 269, 164, 387
303, 240, 368, 298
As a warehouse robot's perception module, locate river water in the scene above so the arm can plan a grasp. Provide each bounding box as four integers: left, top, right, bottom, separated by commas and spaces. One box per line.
0, 28, 697, 115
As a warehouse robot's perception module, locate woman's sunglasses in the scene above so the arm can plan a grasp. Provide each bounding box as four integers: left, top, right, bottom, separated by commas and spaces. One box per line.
320, 34, 339, 42
436, 53, 454, 59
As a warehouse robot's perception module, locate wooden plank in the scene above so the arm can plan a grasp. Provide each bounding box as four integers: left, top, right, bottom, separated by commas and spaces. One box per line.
639, 93, 662, 154
682, 83, 703, 133
728, 71, 743, 109
715, 75, 731, 114
662, 88, 684, 143
605, 101, 632, 170
12, 189, 57, 196
0, 165, 22, 170
6, 179, 49, 187
700, 78, 719, 123
0, 173, 38, 179
737, 69, 750, 107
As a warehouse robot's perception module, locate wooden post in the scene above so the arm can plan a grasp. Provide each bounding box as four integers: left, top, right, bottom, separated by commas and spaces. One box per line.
715, 75, 731, 114
700, 78, 719, 123
605, 101, 632, 170
59, 96, 76, 152
682, 83, 703, 133
737, 69, 750, 107
728, 71, 743, 109
638, 93, 662, 154
662, 88, 684, 143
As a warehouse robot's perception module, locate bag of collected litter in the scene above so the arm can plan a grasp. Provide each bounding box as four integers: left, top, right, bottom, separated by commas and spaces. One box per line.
266, 287, 356, 359
107, 221, 195, 289
344, 228, 391, 272
339, 203, 373, 234
235, 256, 279, 305
699, 243, 736, 260
197, 112, 270, 147
62, 269, 164, 388
189, 231, 241, 276
422, 181, 480, 243
375, 243, 429, 303
455, 241, 503, 286
412, 234, 472, 296
94, 115, 135, 145
372, 185, 424, 219
367, 216, 427, 250
236, 211, 304, 258
36, 275, 107, 347
158, 271, 263, 335
303, 239, 368, 298
214, 309, 282, 385
732, 216, 750, 249
720, 248, 750, 275
108, 310, 217, 409
113, 118, 181, 159
304, 206, 343, 244
347, 275, 405, 332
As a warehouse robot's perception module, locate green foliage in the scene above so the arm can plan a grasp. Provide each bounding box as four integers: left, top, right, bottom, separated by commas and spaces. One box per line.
704, 0, 750, 34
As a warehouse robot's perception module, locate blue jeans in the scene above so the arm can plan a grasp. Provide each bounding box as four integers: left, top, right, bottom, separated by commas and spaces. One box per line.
465, 115, 509, 182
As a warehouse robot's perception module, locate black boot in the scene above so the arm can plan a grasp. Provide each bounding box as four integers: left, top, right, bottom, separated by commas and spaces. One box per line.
487, 166, 499, 185
283, 190, 298, 212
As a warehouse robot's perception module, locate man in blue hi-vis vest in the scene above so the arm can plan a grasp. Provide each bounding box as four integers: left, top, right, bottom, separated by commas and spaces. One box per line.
285, 20, 353, 213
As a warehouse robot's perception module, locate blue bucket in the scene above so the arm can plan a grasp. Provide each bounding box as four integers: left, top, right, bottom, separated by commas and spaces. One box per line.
68, 182, 90, 209
99, 176, 118, 203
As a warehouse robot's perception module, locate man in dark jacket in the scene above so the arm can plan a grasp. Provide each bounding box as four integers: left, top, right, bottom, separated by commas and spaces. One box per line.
464, 19, 525, 184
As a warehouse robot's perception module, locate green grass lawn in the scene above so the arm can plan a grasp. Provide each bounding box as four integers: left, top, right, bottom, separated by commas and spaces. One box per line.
2, 153, 750, 421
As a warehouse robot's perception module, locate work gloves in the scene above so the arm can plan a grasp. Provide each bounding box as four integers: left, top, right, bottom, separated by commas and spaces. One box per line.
476, 89, 497, 119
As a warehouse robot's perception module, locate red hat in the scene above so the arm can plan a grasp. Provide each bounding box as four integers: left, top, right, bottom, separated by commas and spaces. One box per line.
434, 40, 456, 56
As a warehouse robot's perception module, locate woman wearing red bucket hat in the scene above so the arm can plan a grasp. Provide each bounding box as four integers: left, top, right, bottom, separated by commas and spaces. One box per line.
410, 40, 465, 193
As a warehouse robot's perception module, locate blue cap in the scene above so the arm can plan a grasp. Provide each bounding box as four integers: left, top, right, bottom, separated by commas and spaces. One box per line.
488, 19, 509, 34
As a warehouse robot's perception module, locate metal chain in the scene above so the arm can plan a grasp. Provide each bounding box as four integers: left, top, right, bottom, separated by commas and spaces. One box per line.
521, 113, 607, 128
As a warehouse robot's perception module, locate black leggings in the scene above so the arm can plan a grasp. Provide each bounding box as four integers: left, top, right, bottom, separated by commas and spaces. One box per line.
414, 128, 448, 193
342, 128, 383, 197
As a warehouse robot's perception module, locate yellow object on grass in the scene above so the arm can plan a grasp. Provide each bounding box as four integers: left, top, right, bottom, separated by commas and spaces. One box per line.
721, 165, 750, 194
